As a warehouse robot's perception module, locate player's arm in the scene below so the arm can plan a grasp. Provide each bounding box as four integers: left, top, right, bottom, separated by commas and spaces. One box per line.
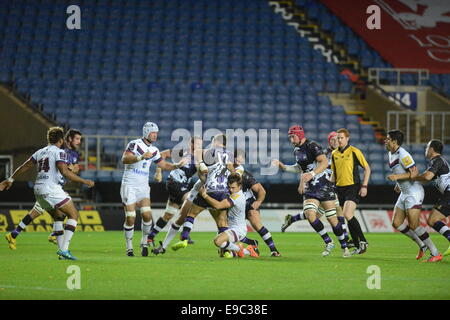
302, 154, 328, 184
122, 150, 153, 164
156, 158, 188, 171
0, 158, 35, 191
57, 162, 94, 187
412, 170, 435, 182
251, 183, 266, 210
387, 165, 419, 181
199, 187, 232, 210
272, 160, 301, 173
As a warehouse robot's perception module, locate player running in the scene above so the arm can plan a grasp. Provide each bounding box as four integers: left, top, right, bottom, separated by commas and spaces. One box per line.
146, 137, 203, 247
273, 126, 349, 257
1, 127, 94, 260
121, 122, 186, 257
411, 139, 449, 261
3, 129, 83, 249
384, 130, 428, 260
199, 173, 259, 258
280, 131, 351, 245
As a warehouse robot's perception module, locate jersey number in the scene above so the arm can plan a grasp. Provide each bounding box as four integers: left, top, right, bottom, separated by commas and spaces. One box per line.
38, 158, 50, 173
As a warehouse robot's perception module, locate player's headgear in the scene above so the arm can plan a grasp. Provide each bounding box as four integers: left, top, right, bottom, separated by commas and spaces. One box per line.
328, 131, 338, 145
288, 125, 305, 140
142, 122, 159, 138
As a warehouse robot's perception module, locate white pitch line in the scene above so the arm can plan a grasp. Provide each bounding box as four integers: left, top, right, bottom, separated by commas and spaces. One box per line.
0, 284, 71, 292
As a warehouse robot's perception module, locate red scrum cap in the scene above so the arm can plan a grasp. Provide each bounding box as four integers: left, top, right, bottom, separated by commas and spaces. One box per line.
288, 125, 305, 140
328, 131, 337, 145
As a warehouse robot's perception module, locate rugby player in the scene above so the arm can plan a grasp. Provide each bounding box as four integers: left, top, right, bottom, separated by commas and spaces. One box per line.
121, 122, 186, 257
199, 173, 259, 258
274, 126, 349, 257
1, 127, 94, 260
385, 130, 429, 260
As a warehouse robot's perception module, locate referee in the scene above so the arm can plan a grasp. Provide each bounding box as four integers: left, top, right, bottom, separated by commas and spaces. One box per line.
331, 128, 371, 254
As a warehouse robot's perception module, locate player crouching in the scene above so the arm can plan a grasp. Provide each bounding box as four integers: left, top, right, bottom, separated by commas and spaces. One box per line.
199, 174, 259, 258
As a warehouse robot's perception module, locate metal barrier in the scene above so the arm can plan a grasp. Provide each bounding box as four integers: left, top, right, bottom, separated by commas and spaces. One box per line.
368, 68, 429, 86
387, 111, 450, 144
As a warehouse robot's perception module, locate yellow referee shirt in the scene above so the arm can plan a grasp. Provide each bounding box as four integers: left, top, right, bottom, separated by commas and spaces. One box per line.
331, 145, 369, 187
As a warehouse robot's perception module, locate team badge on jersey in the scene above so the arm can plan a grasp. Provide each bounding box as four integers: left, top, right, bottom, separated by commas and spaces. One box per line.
230, 193, 241, 200
401, 156, 413, 167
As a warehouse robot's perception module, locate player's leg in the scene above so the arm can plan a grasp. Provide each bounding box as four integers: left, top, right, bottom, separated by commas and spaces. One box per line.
342, 200, 365, 253
156, 197, 193, 254
52, 210, 65, 250
121, 184, 138, 256
56, 200, 79, 260
215, 230, 258, 258
323, 201, 349, 257
427, 208, 450, 256
281, 210, 308, 232
393, 203, 427, 259
138, 198, 153, 256
335, 196, 350, 242
172, 203, 204, 250
408, 208, 441, 262
5, 203, 43, 249
148, 201, 178, 246
304, 199, 333, 250
246, 209, 280, 256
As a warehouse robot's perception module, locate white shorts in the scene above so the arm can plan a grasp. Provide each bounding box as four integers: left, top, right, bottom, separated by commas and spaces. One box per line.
34, 183, 71, 212
225, 227, 247, 243
187, 180, 203, 202
120, 183, 150, 206
395, 189, 424, 212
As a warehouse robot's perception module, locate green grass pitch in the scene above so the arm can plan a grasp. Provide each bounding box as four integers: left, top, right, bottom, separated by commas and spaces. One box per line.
0, 231, 449, 300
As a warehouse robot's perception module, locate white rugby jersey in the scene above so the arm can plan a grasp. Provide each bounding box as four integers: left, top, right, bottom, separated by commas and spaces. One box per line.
31, 145, 67, 186
388, 147, 423, 194
122, 139, 162, 186
203, 147, 234, 192
226, 190, 247, 234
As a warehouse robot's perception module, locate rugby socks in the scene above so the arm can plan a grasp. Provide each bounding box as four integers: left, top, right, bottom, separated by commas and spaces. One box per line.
181, 216, 195, 240
414, 227, 439, 256
11, 214, 33, 238
218, 227, 228, 234
310, 218, 332, 244
241, 237, 258, 246
53, 221, 64, 249
347, 217, 366, 247
338, 216, 349, 239
220, 241, 250, 256
432, 221, 450, 242
292, 212, 306, 222
257, 226, 278, 252
62, 219, 77, 251
397, 222, 426, 248
148, 217, 167, 240
141, 220, 153, 246
162, 223, 180, 249
124, 223, 134, 251
332, 223, 347, 249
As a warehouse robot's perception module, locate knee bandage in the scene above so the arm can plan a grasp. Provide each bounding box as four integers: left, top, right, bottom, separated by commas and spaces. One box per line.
303, 202, 319, 213
324, 208, 337, 218
140, 206, 151, 213
317, 206, 325, 216
33, 202, 45, 215
165, 204, 178, 215
125, 211, 136, 218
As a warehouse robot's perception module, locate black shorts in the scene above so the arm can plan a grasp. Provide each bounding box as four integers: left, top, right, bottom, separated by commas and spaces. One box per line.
304, 181, 336, 203
166, 179, 189, 206
434, 190, 450, 217
193, 191, 229, 209
336, 184, 360, 207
